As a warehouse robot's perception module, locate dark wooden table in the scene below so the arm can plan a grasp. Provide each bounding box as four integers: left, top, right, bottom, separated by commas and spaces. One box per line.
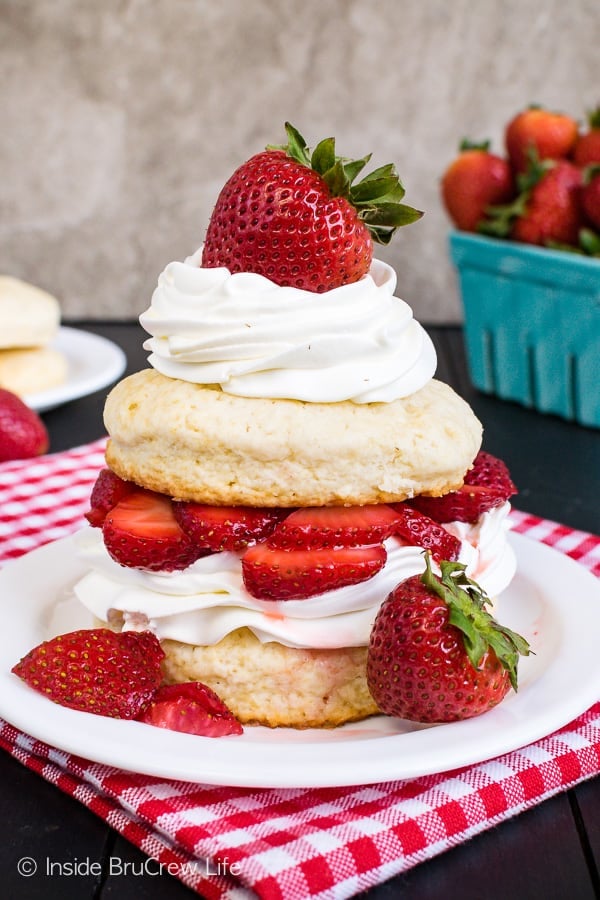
1, 322, 599, 900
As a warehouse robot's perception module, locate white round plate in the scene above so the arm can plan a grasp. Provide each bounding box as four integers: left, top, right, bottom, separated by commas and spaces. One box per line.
0, 533, 598, 788
24, 326, 127, 412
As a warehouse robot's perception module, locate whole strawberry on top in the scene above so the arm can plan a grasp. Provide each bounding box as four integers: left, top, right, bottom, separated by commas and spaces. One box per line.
367, 554, 531, 723
201, 122, 423, 293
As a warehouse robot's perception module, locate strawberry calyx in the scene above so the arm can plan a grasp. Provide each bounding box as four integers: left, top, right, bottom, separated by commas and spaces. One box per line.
478, 148, 556, 239
546, 229, 600, 258
420, 554, 531, 690
268, 122, 423, 245
582, 163, 600, 185
585, 105, 600, 130
458, 138, 492, 152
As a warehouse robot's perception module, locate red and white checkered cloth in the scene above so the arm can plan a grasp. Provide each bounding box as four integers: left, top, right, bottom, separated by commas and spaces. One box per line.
1, 440, 599, 900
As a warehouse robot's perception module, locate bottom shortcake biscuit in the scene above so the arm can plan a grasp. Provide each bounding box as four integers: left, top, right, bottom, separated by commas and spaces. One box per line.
159, 628, 379, 728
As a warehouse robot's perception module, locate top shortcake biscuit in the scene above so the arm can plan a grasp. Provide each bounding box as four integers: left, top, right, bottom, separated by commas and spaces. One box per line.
104, 369, 483, 508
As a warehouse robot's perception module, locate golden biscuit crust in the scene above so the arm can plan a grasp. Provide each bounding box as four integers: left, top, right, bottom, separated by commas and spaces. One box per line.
160, 629, 379, 728
104, 369, 482, 507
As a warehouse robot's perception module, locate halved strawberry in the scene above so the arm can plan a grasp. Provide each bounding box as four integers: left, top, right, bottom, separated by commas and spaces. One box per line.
85, 468, 136, 527
173, 502, 283, 552
242, 543, 387, 600
390, 506, 460, 562
268, 504, 402, 550
12, 628, 164, 719
407, 452, 517, 524
137, 682, 243, 737
103, 490, 207, 571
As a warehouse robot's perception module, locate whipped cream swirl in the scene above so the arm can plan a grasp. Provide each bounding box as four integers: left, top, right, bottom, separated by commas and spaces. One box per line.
139, 249, 437, 403
73, 504, 516, 651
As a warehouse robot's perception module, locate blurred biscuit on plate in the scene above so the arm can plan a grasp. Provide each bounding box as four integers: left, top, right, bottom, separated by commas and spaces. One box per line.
0, 276, 68, 396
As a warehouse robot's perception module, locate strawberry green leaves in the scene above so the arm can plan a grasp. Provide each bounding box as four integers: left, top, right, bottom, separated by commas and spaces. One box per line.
420, 554, 531, 691
274, 122, 423, 245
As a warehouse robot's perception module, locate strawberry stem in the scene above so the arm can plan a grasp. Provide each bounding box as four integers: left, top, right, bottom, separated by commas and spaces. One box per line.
586, 105, 600, 130
458, 138, 491, 152
420, 554, 531, 691
477, 147, 554, 240
268, 122, 423, 245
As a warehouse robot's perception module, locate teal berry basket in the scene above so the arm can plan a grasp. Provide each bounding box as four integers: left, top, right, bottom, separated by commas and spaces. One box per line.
449, 231, 600, 428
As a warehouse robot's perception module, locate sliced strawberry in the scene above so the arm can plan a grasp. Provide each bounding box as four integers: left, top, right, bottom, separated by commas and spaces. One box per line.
12, 628, 164, 719
268, 504, 402, 550
465, 451, 517, 494
242, 542, 386, 601
390, 506, 460, 562
137, 682, 243, 737
85, 468, 136, 527
103, 490, 207, 571
173, 502, 283, 552
407, 452, 517, 524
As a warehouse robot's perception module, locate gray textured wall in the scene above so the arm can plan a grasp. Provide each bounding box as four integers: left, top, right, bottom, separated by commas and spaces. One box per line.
1, 0, 598, 323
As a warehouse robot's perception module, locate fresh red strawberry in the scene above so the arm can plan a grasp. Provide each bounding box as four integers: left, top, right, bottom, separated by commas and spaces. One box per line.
505, 106, 578, 172
367, 555, 531, 723
85, 468, 136, 527
581, 166, 600, 230
137, 682, 243, 736
103, 490, 206, 572
389, 506, 460, 562
173, 502, 283, 551
573, 106, 600, 167
268, 504, 401, 550
407, 451, 517, 523
0, 388, 48, 462
482, 158, 584, 248
511, 159, 583, 246
12, 628, 164, 719
241, 542, 386, 601
441, 140, 515, 232
201, 122, 422, 293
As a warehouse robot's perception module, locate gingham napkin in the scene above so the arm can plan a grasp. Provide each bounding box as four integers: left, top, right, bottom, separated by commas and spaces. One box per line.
1, 440, 599, 900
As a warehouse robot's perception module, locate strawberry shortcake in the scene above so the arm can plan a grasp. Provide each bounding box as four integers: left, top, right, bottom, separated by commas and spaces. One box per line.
72, 125, 518, 728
